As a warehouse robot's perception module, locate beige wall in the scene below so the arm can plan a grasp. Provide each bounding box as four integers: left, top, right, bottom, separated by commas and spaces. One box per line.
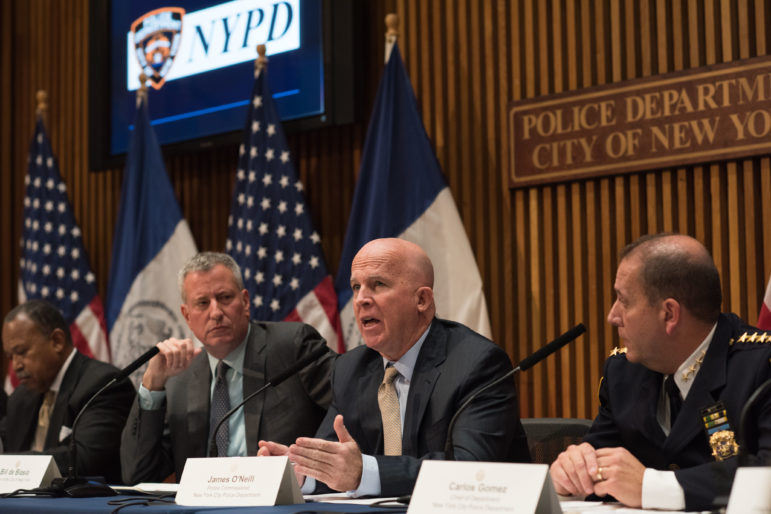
2, 0, 770, 418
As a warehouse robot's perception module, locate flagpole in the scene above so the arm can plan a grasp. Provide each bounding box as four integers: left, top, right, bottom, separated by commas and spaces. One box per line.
36, 90, 48, 124
385, 13, 398, 63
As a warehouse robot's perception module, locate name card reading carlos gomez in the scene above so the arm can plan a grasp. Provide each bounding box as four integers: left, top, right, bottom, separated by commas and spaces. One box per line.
408, 461, 561, 514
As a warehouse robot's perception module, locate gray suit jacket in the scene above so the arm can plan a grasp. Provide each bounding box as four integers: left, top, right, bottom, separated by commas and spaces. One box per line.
120, 321, 335, 484
314, 318, 530, 496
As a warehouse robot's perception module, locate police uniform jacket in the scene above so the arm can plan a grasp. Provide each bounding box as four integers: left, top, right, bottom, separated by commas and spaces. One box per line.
584, 313, 771, 511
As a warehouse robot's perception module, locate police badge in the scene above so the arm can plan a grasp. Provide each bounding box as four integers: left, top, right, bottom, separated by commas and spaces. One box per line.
700, 401, 739, 461
131, 7, 185, 90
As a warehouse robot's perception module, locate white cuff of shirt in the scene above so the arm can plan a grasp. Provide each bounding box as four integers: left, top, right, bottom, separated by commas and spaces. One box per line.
642, 468, 685, 510
138, 384, 167, 410
345, 454, 380, 498
301, 477, 316, 495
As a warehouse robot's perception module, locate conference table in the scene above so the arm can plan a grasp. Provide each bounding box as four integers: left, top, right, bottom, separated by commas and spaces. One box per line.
0, 494, 408, 513
0, 495, 706, 513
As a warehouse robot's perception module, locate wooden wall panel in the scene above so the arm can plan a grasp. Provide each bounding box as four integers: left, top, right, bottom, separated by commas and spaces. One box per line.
3, 0, 771, 421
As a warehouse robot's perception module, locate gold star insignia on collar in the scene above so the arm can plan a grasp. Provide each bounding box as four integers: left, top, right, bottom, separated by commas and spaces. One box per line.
748, 333, 758, 343
738, 332, 749, 343
758, 333, 768, 343
609, 346, 627, 357
682, 349, 707, 382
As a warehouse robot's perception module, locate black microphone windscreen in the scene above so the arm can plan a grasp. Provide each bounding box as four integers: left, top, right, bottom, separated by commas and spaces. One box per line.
118, 345, 160, 379
268, 346, 329, 387
518, 323, 586, 371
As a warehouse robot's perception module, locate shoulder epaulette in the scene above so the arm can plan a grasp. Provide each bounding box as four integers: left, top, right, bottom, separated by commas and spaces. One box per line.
729, 331, 771, 346
609, 346, 627, 357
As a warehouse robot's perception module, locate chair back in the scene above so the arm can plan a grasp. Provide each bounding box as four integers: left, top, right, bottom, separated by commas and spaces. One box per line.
522, 417, 594, 464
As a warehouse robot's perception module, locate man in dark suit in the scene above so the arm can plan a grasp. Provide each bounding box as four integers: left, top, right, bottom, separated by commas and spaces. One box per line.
1, 299, 135, 483
550, 233, 771, 511
259, 238, 530, 497
120, 252, 335, 484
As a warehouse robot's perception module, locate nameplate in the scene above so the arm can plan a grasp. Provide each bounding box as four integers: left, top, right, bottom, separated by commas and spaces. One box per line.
0, 455, 60, 493
408, 461, 562, 514
726, 467, 771, 514
176, 456, 303, 506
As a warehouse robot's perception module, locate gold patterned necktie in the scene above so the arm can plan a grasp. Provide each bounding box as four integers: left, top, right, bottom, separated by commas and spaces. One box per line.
32, 391, 55, 452
378, 366, 402, 456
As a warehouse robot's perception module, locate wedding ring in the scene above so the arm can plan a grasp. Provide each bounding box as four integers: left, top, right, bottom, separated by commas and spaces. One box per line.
595, 466, 604, 482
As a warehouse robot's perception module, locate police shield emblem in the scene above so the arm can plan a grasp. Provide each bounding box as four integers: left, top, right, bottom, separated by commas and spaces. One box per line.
131, 7, 185, 90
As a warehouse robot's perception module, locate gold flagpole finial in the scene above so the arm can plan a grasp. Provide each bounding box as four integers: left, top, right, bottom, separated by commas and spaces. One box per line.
137, 72, 148, 107
385, 14, 399, 63
255, 44, 268, 76
36, 90, 48, 123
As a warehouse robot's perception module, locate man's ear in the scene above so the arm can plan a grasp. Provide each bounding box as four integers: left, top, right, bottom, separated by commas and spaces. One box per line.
180, 303, 190, 324
661, 298, 681, 335
415, 286, 434, 313
49, 327, 68, 353
240, 289, 250, 317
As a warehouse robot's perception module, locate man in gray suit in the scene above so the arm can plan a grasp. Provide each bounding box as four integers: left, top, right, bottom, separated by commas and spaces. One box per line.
259, 238, 530, 497
120, 252, 335, 484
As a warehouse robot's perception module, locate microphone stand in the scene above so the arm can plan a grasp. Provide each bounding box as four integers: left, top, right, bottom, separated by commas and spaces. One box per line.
443, 323, 586, 460
737, 376, 771, 466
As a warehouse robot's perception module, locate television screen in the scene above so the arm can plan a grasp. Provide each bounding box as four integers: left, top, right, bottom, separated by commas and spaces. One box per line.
91, 0, 355, 167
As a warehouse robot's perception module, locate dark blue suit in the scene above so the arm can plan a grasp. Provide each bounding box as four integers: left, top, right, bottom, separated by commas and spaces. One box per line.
314, 318, 531, 497
584, 313, 771, 510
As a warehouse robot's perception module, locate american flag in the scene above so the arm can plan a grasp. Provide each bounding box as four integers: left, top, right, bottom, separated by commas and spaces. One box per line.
226, 61, 343, 352
8, 119, 110, 391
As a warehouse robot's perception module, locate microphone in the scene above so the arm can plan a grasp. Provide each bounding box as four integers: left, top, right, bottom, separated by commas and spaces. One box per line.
58, 346, 160, 486
737, 376, 771, 466
208, 345, 330, 457
116, 345, 160, 380
516, 324, 588, 372
443, 323, 586, 460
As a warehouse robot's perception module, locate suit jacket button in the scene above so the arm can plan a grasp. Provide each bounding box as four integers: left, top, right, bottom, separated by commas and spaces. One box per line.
668, 463, 680, 471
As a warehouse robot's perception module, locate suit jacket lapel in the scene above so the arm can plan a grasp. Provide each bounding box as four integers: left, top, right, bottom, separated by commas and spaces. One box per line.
358, 356, 385, 454
665, 318, 728, 455
243, 322, 267, 456
11, 389, 41, 451
187, 352, 211, 457
403, 322, 444, 456
45, 351, 85, 447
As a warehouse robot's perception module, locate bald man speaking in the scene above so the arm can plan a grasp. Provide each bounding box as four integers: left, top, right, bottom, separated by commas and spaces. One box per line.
259, 238, 530, 497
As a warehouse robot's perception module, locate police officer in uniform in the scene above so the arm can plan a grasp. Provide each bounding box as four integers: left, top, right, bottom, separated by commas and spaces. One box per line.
550, 233, 771, 511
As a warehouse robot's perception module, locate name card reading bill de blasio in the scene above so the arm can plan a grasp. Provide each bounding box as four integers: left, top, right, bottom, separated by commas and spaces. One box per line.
408, 461, 562, 514
0, 455, 60, 493
176, 456, 302, 506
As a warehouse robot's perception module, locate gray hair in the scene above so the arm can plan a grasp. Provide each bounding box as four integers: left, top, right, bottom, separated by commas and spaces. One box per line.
178, 252, 245, 302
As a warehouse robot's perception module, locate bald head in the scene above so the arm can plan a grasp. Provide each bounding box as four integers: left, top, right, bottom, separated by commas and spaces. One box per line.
350, 238, 436, 360
355, 238, 434, 288
620, 233, 722, 323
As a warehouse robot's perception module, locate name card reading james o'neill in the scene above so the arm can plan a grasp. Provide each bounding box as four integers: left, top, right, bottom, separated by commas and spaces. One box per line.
0, 455, 60, 493
176, 456, 303, 506
408, 461, 562, 514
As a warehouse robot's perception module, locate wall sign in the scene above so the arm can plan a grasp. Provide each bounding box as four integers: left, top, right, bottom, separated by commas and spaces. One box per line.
509, 55, 771, 187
